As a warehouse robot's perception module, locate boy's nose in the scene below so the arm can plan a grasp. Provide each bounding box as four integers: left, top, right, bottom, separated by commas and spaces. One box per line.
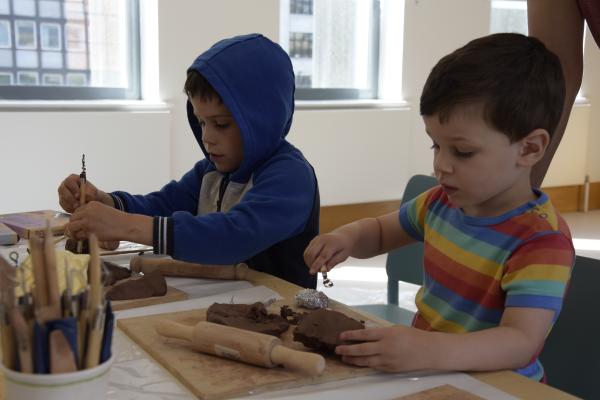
434, 152, 453, 174
202, 128, 217, 145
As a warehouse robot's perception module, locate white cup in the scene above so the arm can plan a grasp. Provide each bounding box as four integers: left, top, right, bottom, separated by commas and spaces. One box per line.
1, 355, 113, 400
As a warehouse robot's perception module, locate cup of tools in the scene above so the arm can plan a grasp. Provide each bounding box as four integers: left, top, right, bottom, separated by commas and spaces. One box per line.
0, 228, 114, 400
1, 355, 114, 400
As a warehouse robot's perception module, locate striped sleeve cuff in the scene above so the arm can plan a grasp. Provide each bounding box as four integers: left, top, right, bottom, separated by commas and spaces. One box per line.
153, 216, 174, 255
110, 193, 125, 211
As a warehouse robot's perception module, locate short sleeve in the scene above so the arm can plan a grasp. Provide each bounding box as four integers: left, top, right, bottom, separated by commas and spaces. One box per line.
399, 187, 440, 242
501, 232, 574, 314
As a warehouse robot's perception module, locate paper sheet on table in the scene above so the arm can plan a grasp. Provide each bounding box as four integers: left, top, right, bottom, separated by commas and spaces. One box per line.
234, 371, 517, 400
114, 285, 283, 319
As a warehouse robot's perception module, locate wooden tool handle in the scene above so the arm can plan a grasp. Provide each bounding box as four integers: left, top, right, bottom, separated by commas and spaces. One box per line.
50, 330, 77, 373
155, 319, 194, 342
29, 235, 48, 307
44, 223, 61, 319
270, 344, 325, 376
130, 256, 249, 280
88, 234, 102, 310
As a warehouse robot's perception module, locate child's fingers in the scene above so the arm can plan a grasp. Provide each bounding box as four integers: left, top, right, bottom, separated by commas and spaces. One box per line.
305, 240, 332, 274
340, 355, 383, 368
303, 240, 323, 267
339, 327, 386, 342
309, 251, 335, 275
336, 340, 380, 357
325, 249, 347, 270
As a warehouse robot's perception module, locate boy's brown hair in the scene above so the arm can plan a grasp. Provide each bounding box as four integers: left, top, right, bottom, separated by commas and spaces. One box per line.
420, 33, 565, 142
183, 70, 222, 102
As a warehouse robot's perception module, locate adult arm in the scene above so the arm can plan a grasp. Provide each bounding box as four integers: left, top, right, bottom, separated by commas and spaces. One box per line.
528, 0, 585, 186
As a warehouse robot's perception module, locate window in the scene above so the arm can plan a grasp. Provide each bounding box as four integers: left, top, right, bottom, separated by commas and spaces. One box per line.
42, 72, 62, 85
17, 70, 37, 85
0, 19, 10, 47
490, 0, 527, 34
0, 0, 140, 100
40, 23, 61, 50
280, 0, 381, 100
0, 71, 12, 84
15, 20, 36, 48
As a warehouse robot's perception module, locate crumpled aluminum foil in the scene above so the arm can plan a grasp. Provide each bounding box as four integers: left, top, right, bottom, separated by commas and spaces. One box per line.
294, 288, 329, 309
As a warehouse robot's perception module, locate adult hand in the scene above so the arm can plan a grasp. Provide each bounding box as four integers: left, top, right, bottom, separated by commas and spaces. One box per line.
303, 232, 354, 275
335, 326, 435, 372
58, 174, 114, 213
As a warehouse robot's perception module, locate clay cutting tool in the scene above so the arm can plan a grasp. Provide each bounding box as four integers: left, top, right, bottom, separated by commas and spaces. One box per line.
320, 266, 334, 288
77, 154, 86, 254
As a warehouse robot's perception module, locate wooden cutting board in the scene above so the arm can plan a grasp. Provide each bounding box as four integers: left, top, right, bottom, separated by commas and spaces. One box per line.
393, 384, 484, 399
118, 301, 382, 399
108, 284, 188, 311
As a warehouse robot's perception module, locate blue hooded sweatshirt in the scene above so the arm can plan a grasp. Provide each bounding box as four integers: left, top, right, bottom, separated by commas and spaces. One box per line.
111, 34, 319, 288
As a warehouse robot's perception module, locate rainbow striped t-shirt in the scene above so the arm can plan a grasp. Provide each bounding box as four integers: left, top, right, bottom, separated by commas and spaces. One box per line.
399, 186, 574, 380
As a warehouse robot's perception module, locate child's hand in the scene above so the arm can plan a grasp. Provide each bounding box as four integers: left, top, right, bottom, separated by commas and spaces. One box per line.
66, 201, 125, 242
303, 232, 354, 275
335, 326, 434, 372
58, 174, 113, 213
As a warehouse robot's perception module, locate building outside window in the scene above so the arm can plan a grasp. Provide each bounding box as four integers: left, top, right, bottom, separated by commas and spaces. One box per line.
280, 0, 380, 100
40, 23, 61, 50
0, 0, 140, 100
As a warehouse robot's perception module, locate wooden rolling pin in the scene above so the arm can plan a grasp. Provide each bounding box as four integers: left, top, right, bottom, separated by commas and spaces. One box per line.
156, 320, 325, 376
130, 256, 249, 280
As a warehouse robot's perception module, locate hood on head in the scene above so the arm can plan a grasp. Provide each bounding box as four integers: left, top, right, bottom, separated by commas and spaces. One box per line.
186, 33, 296, 181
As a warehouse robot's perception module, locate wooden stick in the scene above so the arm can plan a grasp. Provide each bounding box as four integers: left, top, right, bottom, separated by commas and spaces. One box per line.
29, 235, 48, 308
0, 257, 17, 369
44, 222, 61, 320
50, 330, 77, 373
88, 234, 102, 311
84, 305, 104, 369
8, 308, 32, 373
76, 174, 86, 254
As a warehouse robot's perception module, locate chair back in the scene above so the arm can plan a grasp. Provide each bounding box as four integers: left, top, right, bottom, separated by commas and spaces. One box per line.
386, 174, 437, 304
539, 255, 600, 399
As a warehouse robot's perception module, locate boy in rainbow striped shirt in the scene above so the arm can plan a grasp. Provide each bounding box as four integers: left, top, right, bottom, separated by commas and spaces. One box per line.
304, 33, 574, 381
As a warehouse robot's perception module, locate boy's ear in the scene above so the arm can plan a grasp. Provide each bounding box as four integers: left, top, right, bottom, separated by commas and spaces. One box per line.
517, 129, 550, 167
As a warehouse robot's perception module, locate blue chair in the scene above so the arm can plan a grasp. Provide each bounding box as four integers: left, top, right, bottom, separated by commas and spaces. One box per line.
539, 255, 600, 399
355, 174, 438, 325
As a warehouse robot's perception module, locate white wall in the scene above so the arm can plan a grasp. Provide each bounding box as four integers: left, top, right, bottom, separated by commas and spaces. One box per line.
0, 111, 170, 213
1, 0, 598, 213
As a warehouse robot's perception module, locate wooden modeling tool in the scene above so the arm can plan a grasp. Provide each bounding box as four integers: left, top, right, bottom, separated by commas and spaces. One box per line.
84, 234, 104, 369
0, 256, 17, 369
77, 154, 86, 254
49, 330, 77, 373
29, 236, 48, 309
155, 320, 325, 376
129, 256, 249, 280
43, 222, 61, 320
8, 307, 33, 373
321, 266, 333, 288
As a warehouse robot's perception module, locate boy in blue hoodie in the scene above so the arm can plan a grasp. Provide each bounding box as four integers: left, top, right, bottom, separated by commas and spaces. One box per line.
58, 34, 320, 288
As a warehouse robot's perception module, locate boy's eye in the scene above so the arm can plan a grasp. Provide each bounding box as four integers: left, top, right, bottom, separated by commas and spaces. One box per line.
215, 123, 230, 129
430, 143, 439, 151
454, 149, 474, 158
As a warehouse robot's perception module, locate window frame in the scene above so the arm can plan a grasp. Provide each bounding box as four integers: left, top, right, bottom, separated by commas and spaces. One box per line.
286, 0, 381, 101
0, 0, 141, 100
